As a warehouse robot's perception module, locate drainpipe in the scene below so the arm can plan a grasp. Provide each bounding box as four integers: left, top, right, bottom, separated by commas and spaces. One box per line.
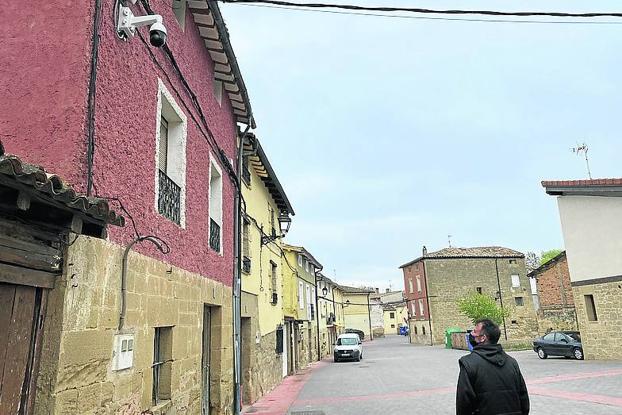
233, 124, 252, 415
367, 293, 373, 341
86, 0, 102, 196
494, 258, 508, 341
421, 259, 434, 346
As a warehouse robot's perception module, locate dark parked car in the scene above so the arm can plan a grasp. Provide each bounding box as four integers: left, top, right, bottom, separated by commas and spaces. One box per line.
345, 328, 365, 341
533, 331, 583, 360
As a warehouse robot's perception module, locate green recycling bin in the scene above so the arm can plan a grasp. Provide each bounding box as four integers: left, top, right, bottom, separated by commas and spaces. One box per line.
445, 327, 463, 349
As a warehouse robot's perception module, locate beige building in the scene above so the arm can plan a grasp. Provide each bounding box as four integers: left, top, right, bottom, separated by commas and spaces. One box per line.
341, 286, 374, 340
239, 134, 294, 405
543, 179, 622, 359
315, 275, 345, 358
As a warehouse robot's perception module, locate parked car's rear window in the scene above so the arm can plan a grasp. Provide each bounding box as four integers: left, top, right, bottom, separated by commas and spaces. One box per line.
568, 333, 581, 342
338, 338, 359, 345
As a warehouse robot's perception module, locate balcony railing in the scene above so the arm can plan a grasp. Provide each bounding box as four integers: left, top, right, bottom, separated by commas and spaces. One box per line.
158, 170, 181, 225
209, 218, 221, 252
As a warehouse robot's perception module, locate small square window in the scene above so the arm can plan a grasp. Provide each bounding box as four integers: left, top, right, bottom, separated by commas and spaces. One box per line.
509, 259, 517, 264
514, 297, 524, 306
476, 287, 482, 294
511, 320, 518, 324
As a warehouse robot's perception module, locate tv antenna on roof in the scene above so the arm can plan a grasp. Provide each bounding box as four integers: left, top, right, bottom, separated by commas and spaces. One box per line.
448, 234, 452, 248
571, 142, 592, 179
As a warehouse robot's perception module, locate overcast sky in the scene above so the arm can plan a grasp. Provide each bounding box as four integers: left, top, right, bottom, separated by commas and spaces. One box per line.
220, 1, 622, 291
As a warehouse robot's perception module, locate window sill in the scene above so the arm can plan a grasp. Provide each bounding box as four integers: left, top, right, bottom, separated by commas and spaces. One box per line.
150, 400, 172, 415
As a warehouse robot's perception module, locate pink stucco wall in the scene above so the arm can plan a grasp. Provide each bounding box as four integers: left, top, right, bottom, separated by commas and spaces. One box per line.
0, 0, 239, 286
0, 1, 93, 188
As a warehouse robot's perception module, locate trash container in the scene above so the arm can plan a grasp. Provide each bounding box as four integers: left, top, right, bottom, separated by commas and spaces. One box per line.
445, 327, 463, 349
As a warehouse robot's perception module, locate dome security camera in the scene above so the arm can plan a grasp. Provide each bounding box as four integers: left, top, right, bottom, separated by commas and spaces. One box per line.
149, 21, 167, 47
117, 4, 167, 47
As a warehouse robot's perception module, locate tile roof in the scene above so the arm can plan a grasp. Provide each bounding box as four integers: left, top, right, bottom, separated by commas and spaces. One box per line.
0, 143, 124, 227
400, 246, 523, 267
542, 178, 622, 187
425, 247, 524, 258
282, 243, 322, 269
338, 284, 375, 294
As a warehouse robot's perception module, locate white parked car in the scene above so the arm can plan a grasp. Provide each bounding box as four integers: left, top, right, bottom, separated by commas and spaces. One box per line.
333, 333, 363, 362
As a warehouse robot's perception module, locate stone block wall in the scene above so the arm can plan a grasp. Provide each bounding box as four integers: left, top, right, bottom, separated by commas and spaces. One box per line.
409, 320, 432, 345
572, 280, 622, 360
426, 258, 538, 345
35, 236, 234, 415
536, 307, 578, 334
242, 328, 283, 405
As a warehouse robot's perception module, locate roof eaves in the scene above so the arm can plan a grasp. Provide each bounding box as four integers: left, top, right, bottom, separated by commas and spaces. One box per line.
527, 251, 567, 278
249, 135, 294, 215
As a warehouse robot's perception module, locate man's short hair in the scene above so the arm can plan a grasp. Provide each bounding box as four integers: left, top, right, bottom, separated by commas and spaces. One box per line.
475, 319, 501, 344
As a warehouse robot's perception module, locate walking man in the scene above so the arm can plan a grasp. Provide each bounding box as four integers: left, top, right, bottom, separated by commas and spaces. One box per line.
456, 319, 529, 415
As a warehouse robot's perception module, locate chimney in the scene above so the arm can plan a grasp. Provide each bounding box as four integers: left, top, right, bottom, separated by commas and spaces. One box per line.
375, 287, 379, 294
386, 288, 390, 293
422, 245, 428, 256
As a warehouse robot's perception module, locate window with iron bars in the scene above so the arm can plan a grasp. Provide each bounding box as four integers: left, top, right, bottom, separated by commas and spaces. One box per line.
158, 117, 181, 224
242, 256, 251, 274
241, 155, 251, 185
209, 218, 220, 252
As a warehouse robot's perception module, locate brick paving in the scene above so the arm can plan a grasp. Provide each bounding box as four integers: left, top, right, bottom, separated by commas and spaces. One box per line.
247, 335, 622, 414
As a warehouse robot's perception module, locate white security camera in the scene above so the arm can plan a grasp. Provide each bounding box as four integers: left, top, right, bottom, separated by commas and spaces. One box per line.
149, 21, 167, 47
117, 4, 167, 48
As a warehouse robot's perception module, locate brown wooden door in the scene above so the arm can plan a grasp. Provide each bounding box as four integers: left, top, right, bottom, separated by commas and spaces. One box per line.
0, 283, 45, 415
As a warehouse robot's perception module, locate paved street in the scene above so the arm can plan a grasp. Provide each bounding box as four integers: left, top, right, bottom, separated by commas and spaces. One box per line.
283, 335, 622, 415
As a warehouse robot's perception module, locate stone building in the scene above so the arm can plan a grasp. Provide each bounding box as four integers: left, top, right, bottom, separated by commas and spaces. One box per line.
527, 251, 578, 333
369, 289, 406, 337
0, 1, 254, 413
239, 134, 294, 406
543, 178, 622, 359
400, 247, 539, 346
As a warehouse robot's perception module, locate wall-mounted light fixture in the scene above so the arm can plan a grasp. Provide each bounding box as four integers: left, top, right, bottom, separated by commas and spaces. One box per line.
343, 299, 351, 308
261, 213, 292, 245
322, 285, 328, 297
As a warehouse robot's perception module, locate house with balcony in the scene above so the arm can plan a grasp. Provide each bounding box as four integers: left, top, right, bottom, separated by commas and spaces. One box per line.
400, 246, 538, 346
281, 244, 322, 373
239, 133, 294, 405
0, 1, 253, 413
543, 178, 622, 359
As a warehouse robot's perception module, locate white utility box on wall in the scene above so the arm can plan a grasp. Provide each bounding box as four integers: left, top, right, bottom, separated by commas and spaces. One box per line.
113, 334, 135, 371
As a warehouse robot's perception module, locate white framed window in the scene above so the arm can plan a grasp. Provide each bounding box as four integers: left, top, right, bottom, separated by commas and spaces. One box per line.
298, 255, 303, 267
298, 282, 304, 309
208, 156, 223, 254
416, 276, 422, 292
305, 260, 309, 273
411, 303, 416, 316
408, 279, 413, 293
155, 79, 187, 227
418, 299, 424, 316
511, 274, 521, 288
306, 284, 312, 320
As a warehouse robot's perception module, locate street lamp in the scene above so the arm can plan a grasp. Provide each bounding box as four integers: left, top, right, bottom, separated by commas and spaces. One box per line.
261, 213, 292, 245
322, 282, 328, 297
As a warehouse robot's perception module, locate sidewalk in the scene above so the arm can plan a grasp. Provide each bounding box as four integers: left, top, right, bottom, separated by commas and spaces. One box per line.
241, 360, 327, 415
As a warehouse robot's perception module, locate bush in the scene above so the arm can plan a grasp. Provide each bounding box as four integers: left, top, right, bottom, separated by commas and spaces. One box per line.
457, 293, 510, 326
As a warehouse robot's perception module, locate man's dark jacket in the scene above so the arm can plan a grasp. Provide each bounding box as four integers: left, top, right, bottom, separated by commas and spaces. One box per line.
456, 343, 529, 415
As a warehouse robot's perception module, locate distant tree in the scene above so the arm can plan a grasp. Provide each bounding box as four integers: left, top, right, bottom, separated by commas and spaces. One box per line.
457, 293, 510, 326
525, 251, 541, 273
540, 249, 563, 265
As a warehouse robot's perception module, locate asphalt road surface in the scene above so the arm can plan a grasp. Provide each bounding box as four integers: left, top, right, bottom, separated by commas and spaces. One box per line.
287, 335, 622, 415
